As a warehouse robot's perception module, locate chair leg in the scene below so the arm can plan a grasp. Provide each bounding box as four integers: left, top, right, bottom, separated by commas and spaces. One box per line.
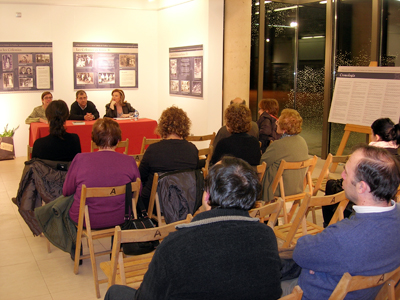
87, 234, 101, 298
287, 201, 300, 223
74, 233, 83, 275
46, 238, 51, 253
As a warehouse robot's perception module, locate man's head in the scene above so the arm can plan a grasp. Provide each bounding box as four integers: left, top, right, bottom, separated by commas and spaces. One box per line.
76, 90, 87, 109
204, 156, 261, 210
230, 97, 246, 105
342, 145, 400, 204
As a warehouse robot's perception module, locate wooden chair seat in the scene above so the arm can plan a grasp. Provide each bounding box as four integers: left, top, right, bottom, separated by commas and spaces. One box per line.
274, 191, 349, 248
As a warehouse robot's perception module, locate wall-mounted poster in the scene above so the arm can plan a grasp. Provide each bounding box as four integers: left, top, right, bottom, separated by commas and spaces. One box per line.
73, 42, 138, 90
0, 42, 53, 92
169, 45, 203, 98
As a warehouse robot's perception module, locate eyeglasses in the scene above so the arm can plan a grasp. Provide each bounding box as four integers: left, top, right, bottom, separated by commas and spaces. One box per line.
43, 96, 52, 100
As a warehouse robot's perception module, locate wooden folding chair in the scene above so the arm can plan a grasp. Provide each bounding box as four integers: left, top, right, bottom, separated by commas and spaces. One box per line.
248, 198, 283, 227
91, 139, 130, 155
74, 178, 141, 298
100, 214, 193, 289
274, 191, 349, 248
312, 154, 349, 195
27, 145, 33, 160
140, 137, 161, 154
271, 156, 318, 224
256, 161, 267, 183
278, 285, 303, 300
329, 264, 400, 300
130, 154, 144, 167
187, 133, 216, 176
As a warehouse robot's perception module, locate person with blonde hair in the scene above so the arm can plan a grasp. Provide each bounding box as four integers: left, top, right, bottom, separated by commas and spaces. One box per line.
104, 89, 135, 118
260, 108, 308, 202
25, 91, 53, 124
139, 106, 199, 208
211, 104, 261, 166
257, 98, 281, 153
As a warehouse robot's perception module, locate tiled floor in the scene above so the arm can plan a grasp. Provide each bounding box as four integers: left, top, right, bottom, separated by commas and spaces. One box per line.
0, 155, 339, 300
0, 157, 109, 300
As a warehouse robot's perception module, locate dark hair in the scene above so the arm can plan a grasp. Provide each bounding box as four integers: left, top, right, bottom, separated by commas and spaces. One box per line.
259, 99, 279, 117
76, 90, 86, 98
157, 106, 191, 139
91, 118, 121, 148
41, 91, 52, 100
371, 118, 400, 145
45, 100, 69, 138
205, 156, 261, 210
353, 144, 400, 203
225, 104, 251, 133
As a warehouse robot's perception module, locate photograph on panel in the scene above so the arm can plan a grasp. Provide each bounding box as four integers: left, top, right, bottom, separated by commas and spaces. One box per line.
119, 54, 136, 68
18, 54, 32, 64
2, 54, 13, 70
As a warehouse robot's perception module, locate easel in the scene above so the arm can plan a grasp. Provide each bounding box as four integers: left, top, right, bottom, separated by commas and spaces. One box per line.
330, 124, 371, 172
330, 61, 377, 172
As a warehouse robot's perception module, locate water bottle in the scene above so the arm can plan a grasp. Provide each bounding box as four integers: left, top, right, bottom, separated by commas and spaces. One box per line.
133, 110, 139, 121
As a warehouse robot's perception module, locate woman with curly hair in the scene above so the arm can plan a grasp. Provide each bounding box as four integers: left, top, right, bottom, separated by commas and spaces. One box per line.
260, 108, 309, 202
32, 100, 81, 161
139, 106, 199, 208
104, 89, 136, 118
210, 104, 261, 166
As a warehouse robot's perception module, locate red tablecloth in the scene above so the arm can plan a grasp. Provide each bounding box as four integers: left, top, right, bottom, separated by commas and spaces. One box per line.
29, 118, 158, 155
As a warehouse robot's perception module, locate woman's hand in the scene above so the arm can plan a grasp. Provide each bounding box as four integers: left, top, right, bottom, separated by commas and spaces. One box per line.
121, 114, 130, 118
110, 100, 117, 110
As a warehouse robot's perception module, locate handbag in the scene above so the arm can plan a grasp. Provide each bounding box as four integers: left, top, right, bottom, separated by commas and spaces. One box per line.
120, 182, 159, 255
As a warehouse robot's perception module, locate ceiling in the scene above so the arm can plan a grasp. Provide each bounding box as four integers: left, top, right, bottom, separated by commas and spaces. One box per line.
0, 0, 193, 10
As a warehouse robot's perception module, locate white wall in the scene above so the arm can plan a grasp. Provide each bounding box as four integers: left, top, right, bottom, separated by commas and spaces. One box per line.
0, 0, 223, 157
157, 0, 223, 136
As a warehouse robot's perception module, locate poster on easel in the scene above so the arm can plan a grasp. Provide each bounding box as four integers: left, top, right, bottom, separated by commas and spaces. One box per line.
169, 45, 203, 98
0, 42, 53, 92
73, 42, 138, 90
328, 66, 400, 126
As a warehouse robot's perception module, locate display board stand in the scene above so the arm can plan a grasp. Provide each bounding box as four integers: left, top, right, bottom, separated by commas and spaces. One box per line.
330, 124, 371, 172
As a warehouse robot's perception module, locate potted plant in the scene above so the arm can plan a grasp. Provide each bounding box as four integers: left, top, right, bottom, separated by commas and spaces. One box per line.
0, 124, 19, 160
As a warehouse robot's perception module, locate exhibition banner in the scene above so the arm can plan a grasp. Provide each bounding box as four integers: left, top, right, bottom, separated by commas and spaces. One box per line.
169, 45, 203, 98
0, 42, 53, 92
73, 42, 138, 90
329, 66, 400, 126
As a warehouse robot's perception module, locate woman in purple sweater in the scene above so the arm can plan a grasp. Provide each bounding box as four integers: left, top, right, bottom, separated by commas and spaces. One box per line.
63, 118, 140, 229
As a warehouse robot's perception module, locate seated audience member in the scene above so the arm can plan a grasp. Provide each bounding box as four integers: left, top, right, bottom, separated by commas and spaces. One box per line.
369, 117, 400, 155
104, 89, 135, 118
211, 104, 261, 166
69, 90, 100, 121
32, 100, 81, 161
25, 91, 53, 124
257, 98, 282, 153
105, 156, 282, 300
139, 106, 198, 208
283, 145, 400, 299
64, 118, 140, 230
323, 117, 400, 226
260, 108, 308, 202
213, 97, 259, 148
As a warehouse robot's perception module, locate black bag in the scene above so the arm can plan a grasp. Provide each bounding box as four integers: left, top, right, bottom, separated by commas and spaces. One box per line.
120, 182, 159, 255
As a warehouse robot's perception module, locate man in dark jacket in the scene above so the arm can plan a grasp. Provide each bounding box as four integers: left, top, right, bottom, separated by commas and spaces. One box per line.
105, 156, 282, 300
69, 90, 99, 121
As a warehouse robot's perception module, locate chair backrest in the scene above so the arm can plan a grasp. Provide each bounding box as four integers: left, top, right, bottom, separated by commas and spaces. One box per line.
256, 161, 267, 183
186, 132, 216, 146
79, 178, 141, 229
91, 139, 130, 155
130, 154, 144, 167
148, 170, 204, 225
140, 136, 162, 154
278, 285, 303, 300
281, 191, 349, 247
248, 198, 283, 228
313, 154, 349, 195
108, 214, 193, 286
27, 145, 33, 160
329, 264, 400, 300
271, 156, 318, 197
